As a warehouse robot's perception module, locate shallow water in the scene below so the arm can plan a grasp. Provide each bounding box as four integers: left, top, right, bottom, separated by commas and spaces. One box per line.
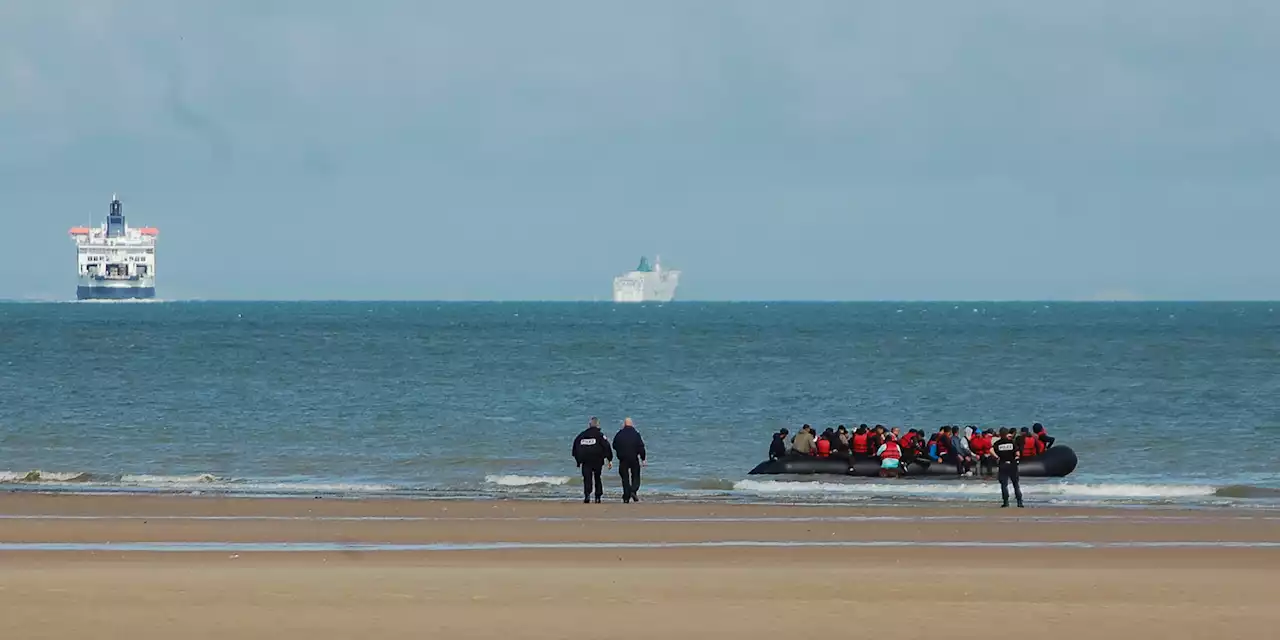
3, 301, 1279, 508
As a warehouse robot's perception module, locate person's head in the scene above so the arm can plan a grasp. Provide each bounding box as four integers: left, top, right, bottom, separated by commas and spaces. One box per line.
886, 433, 897, 442
984, 429, 995, 436
837, 425, 848, 434
802, 424, 811, 433
855, 425, 866, 434
859, 424, 868, 430
623, 417, 634, 428
1033, 423, 1044, 434
940, 426, 951, 435
589, 416, 599, 428
822, 427, 834, 436
779, 428, 789, 437
1020, 427, 1030, 434
998, 427, 1010, 438
891, 427, 901, 437
874, 424, 885, 434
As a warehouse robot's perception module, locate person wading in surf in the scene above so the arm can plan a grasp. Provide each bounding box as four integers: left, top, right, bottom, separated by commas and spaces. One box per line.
613, 417, 647, 503
572, 417, 613, 503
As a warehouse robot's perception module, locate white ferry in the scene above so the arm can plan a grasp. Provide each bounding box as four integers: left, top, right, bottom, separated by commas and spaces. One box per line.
612, 256, 679, 302
69, 195, 158, 300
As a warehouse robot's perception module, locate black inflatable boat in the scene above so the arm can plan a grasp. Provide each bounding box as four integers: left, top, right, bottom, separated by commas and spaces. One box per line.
748, 446, 1078, 478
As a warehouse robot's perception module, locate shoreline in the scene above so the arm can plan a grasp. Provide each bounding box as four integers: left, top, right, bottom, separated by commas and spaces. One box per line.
2, 493, 1278, 638
3, 493, 1278, 544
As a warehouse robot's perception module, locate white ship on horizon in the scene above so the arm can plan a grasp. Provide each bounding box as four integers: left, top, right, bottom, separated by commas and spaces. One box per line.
69, 195, 158, 300
612, 256, 679, 303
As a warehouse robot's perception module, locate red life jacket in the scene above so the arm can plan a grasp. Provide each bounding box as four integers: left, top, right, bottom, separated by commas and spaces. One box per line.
852, 433, 869, 454
816, 438, 832, 457
935, 434, 952, 455
901, 433, 917, 451
1020, 436, 1043, 458
868, 434, 883, 453
880, 441, 901, 460
972, 435, 992, 456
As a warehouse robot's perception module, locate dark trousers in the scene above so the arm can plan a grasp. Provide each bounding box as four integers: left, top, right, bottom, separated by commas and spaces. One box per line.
998, 463, 1023, 505
618, 459, 641, 501
581, 463, 603, 500
979, 455, 997, 476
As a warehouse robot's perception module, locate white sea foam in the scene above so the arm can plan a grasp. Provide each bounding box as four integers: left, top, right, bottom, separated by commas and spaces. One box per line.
227, 482, 401, 493
0, 470, 399, 494
0, 470, 91, 482
485, 475, 571, 487
732, 479, 1218, 499
120, 474, 221, 484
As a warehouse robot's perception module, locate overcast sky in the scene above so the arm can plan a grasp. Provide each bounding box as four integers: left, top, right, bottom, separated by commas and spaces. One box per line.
2, 1, 1277, 301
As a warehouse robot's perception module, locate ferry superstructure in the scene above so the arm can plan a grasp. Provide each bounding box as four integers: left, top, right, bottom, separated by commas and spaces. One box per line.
69, 195, 158, 300
612, 256, 679, 303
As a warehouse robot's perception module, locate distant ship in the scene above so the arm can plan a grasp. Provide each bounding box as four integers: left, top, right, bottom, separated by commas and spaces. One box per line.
68, 195, 158, 300
612, 256, 680, 303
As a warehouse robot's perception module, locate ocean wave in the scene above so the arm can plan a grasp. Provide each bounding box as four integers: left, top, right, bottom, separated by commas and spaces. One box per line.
221, 482, 402, 493
1213, 485, 1280, 499
120, 474, 221, 484
732, 479, 1220, 500
0, 470, 399, 494
484, 475, 571, 487
681, 478, 738, 491
0, 470, 95, 483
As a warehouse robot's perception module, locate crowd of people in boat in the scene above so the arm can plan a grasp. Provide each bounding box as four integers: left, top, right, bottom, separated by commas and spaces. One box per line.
769, 422, 1056, 478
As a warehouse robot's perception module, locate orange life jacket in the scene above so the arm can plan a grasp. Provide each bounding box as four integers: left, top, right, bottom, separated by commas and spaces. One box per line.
880, 441, 901, 460
852, 433, 869, 454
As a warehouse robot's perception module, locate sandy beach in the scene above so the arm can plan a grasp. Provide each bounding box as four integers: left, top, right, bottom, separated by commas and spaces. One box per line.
1, 494, 1277, 639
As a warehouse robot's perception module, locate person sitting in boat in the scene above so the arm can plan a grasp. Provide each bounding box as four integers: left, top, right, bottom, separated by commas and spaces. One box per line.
850, 425, 871, 457
834, 425, 851, 454
875, 433, 903, 478
925, 431, 941, 462
971, 428, 997, 476
1019, 427, 1045, 458
769, 428, 790, 461
955, 427, 977, 477
899, 429, 921, 464
815, 428, 834, 458
867, 425, 886, 455
791, 424, 816, 456
1033, 423, 1055, 449
933, 426, 954, 463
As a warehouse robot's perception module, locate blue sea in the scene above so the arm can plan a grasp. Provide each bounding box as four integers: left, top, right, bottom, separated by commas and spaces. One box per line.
3, 301, 1279, 509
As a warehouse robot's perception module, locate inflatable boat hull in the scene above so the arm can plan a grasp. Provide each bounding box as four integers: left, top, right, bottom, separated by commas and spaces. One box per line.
748, 446, 1078, 478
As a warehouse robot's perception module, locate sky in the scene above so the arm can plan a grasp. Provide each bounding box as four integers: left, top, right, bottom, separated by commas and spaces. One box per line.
2, 1, 1278, 301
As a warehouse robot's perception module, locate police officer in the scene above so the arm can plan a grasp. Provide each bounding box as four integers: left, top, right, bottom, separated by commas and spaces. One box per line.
571, 417, 613, 503
993, 427, 1025, 508
612, 417, 647, 503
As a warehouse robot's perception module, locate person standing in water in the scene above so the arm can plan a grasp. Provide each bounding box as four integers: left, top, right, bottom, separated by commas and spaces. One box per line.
613, 417, 647, 504
993, 428, 1024, 508
572, 417, 613, 503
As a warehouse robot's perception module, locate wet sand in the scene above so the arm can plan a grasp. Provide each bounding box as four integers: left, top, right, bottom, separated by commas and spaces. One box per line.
1, 494, 1277, 638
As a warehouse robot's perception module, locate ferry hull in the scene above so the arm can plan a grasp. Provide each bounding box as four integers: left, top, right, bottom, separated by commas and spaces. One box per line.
77, 285, 156, 300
